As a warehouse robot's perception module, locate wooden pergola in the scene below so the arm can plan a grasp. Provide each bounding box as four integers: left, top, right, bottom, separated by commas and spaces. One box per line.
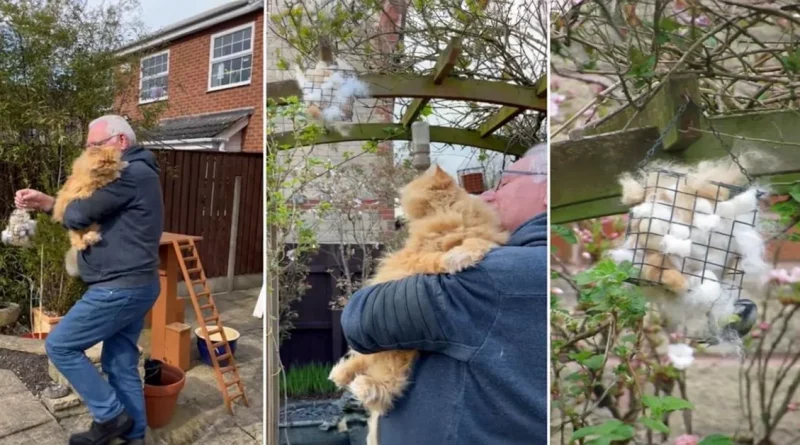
265, 36, 547, 445
551, 76, 800, 224
267, 38, 547, 155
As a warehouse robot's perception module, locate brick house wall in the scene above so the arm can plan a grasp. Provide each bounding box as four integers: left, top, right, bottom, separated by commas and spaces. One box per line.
116, 10, 264, 153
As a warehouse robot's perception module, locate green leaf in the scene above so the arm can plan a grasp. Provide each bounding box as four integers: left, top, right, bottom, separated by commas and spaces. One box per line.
640, 417, 670, 434
789, 184, 800, 203
572, 420, 634, 443
419, 104, 433, 117
552, 224, 577, 244
652, 395, 694, 412
583, 354, 605, 371
781, 49, 800, 74
698, 434, 734, 445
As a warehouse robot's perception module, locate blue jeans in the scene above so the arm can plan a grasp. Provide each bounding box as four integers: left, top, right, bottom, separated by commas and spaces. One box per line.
46, 281, 160, 440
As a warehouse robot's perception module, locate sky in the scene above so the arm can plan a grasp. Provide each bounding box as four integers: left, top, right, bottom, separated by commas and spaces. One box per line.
88, 0, 235, 33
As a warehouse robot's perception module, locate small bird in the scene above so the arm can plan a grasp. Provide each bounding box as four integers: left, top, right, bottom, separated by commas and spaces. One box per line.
698, 299, 758, 346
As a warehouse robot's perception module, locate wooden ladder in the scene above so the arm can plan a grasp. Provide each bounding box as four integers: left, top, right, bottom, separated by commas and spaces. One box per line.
173, 239, 249, 415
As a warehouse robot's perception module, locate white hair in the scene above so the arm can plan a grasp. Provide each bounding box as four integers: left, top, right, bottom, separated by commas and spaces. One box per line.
523, 142, 547, 178
89, 115, 137, 145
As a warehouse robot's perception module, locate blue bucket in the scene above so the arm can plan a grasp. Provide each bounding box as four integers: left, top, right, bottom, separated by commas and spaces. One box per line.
195, 327, 240, 367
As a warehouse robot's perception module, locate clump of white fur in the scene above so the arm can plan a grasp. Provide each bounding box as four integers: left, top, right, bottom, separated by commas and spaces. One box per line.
608, 153, 771, 345
2, 209, 36, 247
294, 60, 370, 136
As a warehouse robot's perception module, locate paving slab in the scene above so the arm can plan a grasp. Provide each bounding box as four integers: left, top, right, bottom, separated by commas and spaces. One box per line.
0, 370, 67, 444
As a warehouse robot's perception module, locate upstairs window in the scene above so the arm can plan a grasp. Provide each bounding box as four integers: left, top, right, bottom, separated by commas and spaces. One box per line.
139, 50, 169, 103
208, 22, 253, 91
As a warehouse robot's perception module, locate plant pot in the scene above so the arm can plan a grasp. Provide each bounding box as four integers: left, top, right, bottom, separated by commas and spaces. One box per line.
31, 307, 62, 335
195, 327, 240, 367
144, 362, 185, 429
0, 302, 20, 328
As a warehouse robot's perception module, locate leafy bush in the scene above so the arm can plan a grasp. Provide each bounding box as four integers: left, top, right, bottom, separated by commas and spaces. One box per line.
0, 1, 144, 319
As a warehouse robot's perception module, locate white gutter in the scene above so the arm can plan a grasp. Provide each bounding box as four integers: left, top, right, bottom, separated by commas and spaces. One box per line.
117, 1, 263, 56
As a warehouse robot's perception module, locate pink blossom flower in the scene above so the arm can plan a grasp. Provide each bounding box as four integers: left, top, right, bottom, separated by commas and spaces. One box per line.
550, 93, 566, 117
751, 329, 762, 339
759, 322, 770, 331
551, 287, 564, 295
609, 232, 620, 239
675, 435, 700, 445
581, 252, 592, 260
670, 332, 683, 341
770, 268, 800, 284
788, 402, 798, 412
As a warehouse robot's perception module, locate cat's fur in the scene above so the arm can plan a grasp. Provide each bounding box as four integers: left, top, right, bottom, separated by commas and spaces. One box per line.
52, 145, 127, 277
328, 165, 509, 445
618, 156, 759, 293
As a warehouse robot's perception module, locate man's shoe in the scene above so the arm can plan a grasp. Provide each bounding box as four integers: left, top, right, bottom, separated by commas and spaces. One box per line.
68, 411, 133, 445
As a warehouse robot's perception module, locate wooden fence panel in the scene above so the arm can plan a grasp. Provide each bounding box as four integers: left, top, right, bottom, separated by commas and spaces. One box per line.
155, 150, 263, 278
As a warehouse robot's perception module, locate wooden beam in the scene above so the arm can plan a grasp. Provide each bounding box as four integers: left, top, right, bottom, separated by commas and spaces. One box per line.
360, 74, 546, 111
433, 37, 462, 84
267, 74, 546, 111
401, 37, 462, 127
270, 123, 527, 155
479, 106, 522, 137
569, 76, 702, 151
533, 73, 548, 98
550, 110, 800, 223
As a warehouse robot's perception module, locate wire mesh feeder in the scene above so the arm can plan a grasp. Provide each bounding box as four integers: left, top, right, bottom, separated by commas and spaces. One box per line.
618, 167, 762, 344
457, 167, 486, 194
1, 209, 37, 248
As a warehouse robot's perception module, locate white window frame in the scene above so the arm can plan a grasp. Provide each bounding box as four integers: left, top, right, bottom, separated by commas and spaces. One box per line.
207, 22, 255, 92
139, 49, 170, 104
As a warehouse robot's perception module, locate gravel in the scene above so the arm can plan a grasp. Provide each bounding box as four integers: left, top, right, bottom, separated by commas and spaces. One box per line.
0, 348, 52, 395
280, 398, 342, 424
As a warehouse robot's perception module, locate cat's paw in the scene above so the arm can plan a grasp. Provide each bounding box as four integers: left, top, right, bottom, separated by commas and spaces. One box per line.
442, 247, 486, 274
82, 232, 102, 246
349, 375, 391, 415
328, 362, 354, 388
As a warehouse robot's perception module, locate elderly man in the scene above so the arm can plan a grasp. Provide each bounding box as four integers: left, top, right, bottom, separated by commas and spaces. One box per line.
16, 115, 163, 445
340, 144, 549, 444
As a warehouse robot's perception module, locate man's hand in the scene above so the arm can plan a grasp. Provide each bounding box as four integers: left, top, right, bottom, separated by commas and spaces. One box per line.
15, 189, 55, 213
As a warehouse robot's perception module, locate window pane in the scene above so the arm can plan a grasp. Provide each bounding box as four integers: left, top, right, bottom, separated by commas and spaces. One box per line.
231, 70, 241, 84
243, 39, 251, 51
223, 34, 232, 46
232, 41, 242, 53
222, 44, 232, 57
242, 56, 251, 69
214, 47, 222, 58
244, 27, 251, 39
241, 68, 251, 82
232, 57, 242, 70
214, 37, 222, 48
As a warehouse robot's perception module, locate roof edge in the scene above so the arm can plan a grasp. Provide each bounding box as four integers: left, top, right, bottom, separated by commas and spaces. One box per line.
118, 1, 263, 56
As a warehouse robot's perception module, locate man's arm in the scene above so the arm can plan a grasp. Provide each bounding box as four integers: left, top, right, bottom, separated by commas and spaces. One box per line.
62, 170, 137, 230
340, 266, 500, 362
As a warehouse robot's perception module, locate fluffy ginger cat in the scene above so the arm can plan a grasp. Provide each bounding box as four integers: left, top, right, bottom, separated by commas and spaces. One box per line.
328, 165, 508, 444
52, 145, 128, 277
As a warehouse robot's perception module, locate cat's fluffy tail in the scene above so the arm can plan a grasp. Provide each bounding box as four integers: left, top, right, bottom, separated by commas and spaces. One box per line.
64, 247, 80, 277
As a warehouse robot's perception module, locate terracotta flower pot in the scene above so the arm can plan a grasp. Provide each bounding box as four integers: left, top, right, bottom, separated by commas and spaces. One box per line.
31, 307, 62, 335
144, 362, 186, 429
